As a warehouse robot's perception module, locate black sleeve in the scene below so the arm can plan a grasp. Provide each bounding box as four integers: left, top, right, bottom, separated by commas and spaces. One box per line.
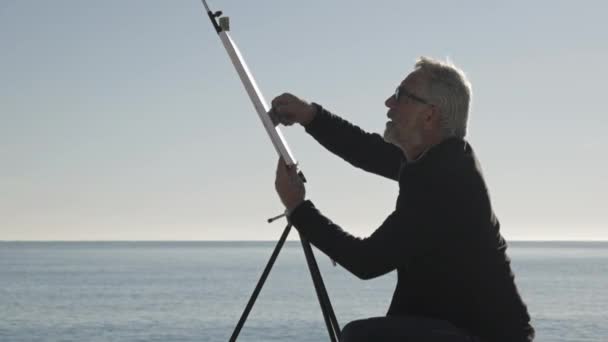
289, 200, 432, 280
304, 103, 404, 181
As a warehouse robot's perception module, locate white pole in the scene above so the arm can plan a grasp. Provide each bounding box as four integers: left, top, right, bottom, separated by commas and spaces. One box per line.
202, 0, 298, 167
218, 31, 298, 166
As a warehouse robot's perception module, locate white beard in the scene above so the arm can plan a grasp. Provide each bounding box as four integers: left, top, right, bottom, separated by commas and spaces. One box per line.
383, 123, 400, 147
384, 123, 423, 159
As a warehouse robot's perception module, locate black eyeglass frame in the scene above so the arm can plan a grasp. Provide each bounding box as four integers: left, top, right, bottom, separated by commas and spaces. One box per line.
395, 86, 433, 106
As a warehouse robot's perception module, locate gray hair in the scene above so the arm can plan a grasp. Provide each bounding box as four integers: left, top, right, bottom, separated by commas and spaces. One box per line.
415, 56, 472, 138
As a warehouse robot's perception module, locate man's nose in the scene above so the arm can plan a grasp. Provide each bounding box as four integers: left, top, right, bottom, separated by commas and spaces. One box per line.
385, 94, 396, 108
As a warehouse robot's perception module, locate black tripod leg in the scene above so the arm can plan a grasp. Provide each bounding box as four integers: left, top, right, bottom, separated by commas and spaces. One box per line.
229, 223, 292, 342
299, 234, 341, 342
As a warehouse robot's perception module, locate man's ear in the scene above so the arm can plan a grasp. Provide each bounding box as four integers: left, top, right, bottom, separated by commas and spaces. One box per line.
424, 106, 440, 127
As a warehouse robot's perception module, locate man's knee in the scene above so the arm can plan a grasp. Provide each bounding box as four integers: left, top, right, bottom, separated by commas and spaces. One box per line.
340, 316, 477, 342
340, 319, 365, 342
340, 318, 377, 342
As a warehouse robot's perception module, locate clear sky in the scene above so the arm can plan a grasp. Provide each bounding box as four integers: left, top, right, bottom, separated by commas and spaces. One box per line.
1, 0, 607, 241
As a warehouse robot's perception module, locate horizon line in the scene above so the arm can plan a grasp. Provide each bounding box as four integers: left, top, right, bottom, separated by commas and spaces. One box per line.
1, 239, 607, 243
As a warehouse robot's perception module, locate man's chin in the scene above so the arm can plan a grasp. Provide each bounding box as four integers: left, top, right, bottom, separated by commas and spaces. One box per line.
383, 127, 400, 147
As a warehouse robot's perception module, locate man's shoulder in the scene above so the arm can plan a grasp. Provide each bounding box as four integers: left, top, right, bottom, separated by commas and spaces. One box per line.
425, 139, 491, 200
428, 138, 478, 175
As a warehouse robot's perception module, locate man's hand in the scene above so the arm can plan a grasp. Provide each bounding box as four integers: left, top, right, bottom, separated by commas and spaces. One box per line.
268, 93, 316, 126
275, 158, 306, 213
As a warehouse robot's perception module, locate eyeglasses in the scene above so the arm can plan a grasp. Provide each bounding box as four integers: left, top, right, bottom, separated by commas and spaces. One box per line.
395, 86, 433, 106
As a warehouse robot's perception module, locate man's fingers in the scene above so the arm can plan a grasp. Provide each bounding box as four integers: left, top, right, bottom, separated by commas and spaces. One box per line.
276, 158, 284, 176
284, 164, 300, 184
268, 109, 278, 126
269, 107, 296, 126
276, 158, 299, 183
270, 93, 303, 127
281, 113, 295, 126
276, 158, 288, 181
269, 108, 281, 127
271, 95, 282, 108
286, 164, 298, 177
271, 93, 290, 108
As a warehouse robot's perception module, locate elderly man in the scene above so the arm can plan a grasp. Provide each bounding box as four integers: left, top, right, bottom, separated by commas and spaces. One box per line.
271, 57, 534, 342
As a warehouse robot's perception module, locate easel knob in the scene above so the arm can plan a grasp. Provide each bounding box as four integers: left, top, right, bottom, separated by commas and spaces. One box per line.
219, 16, 230, 31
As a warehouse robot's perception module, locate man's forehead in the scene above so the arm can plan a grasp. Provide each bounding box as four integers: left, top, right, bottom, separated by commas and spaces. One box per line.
400, 70, 427, 89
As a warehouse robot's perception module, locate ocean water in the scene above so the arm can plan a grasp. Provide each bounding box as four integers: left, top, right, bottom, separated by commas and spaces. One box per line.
0, 241, 606, 342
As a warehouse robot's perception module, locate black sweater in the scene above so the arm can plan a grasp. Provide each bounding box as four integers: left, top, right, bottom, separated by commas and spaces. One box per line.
289, 104, 535, 342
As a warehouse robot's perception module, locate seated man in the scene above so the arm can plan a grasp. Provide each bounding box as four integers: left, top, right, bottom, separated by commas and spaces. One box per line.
271, 57, 535, 342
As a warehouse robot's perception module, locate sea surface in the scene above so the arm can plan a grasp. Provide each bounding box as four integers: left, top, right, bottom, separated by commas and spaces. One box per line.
0, 241, 606, 342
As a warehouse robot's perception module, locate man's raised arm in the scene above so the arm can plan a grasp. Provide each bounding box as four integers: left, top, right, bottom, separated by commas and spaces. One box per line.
270, 93, 403, 181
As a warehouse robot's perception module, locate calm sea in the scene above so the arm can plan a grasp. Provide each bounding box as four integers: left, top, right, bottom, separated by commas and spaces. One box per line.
0, 241, 606, 342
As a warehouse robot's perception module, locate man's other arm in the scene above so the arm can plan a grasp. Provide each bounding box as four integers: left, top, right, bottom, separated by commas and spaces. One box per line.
304, 103, 403, 181
289, 200, 430, 279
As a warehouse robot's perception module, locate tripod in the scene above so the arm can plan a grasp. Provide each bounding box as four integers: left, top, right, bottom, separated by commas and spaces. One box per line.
229, 222, 341, 342
199, 1, 341, 339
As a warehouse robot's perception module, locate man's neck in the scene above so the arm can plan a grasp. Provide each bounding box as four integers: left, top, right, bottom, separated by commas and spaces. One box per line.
403, 146, 426, 162
403, 136, 443, 162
